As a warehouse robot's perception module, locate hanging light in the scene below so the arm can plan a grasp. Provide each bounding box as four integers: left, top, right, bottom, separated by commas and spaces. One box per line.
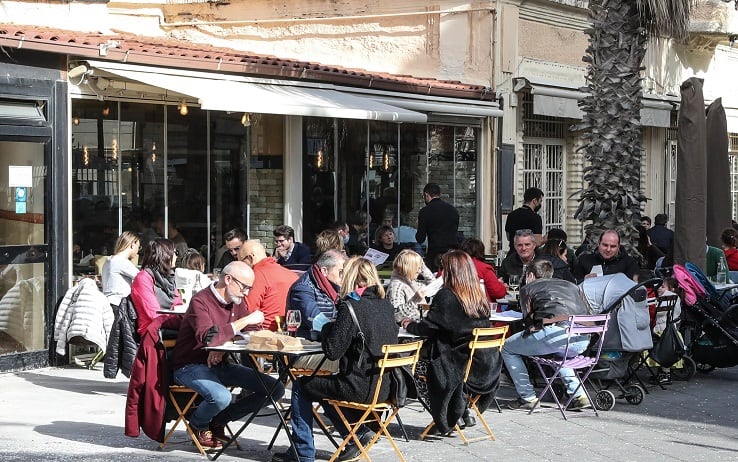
178, 99, 188, 116
83, 146, 89, 166
241, 113, 251, 127
101, 105, 110, 117
111, 138, 118, 161
368, 151, 374, 169
151, 141, 157, 164
316, 149, 324, 170
72, 115, 80, 126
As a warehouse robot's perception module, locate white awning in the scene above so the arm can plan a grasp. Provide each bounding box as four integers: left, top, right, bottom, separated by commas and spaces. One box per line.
518, 77, 677, 127
85, 60, 427, 123
725, 107, 738, 133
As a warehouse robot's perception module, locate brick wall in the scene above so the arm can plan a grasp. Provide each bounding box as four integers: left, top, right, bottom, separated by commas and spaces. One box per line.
248, 167, 284, 253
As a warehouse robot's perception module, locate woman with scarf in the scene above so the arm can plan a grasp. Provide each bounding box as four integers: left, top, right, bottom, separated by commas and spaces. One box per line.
130, 238, 182, 335
387, 249, 435, 322
401, 250, 501, 435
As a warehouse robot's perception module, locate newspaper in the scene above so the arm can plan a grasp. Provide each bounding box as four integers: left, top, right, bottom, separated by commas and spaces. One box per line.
363, 248, 389, 266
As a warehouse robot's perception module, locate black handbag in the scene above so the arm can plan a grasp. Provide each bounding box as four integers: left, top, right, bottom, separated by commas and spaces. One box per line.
650, 320, 685, 368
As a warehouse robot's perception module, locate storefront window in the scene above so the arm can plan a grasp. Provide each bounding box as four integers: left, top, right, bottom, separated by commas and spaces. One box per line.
303, 117, 336, 247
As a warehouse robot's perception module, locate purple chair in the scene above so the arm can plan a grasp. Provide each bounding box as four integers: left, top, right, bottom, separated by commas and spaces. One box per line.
528, 313, 611, 419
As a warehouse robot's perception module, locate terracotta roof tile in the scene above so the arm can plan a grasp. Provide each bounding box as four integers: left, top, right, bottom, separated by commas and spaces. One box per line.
0, 24, 494, 101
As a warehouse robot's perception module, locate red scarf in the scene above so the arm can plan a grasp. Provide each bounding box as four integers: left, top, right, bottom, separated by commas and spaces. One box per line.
312, 263, 339, 302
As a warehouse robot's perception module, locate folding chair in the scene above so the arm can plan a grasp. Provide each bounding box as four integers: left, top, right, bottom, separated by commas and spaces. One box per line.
158, 336, 241, 456
528, 314, 611, 420
420, 325, 508, 444
326, 340, 423, 462
630, 294, 679, 390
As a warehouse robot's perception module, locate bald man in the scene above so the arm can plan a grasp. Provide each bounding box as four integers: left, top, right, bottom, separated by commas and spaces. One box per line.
170, 261, 284, 449
240, 240, 299, 331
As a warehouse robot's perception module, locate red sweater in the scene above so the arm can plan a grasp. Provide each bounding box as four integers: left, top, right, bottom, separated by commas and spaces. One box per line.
170, 286, 250, 370
725, 248, 738, 271
245, 257, 299, 331
472, 258, 507, 301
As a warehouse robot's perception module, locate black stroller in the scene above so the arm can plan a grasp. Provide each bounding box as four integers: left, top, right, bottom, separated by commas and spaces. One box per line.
579, 275, 655, 410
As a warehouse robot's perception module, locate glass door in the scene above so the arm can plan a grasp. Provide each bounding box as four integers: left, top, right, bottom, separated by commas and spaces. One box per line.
0, 141, 48, 356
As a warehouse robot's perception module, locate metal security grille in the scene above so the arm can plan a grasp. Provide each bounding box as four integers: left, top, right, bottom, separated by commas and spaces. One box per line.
522, 142, 564, 232
522, 93, 566, 139
729, 133, 738, 221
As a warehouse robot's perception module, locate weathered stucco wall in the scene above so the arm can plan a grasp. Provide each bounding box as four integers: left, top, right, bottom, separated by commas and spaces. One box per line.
518, 19, 587, 66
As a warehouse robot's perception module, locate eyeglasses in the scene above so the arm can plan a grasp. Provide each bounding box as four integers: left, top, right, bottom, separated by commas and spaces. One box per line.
227, 274, 252, 293
515, 229, 533, 236
274, 238, 289, 245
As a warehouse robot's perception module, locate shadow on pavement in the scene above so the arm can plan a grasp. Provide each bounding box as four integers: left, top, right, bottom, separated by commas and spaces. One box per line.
18, 371, 128, 396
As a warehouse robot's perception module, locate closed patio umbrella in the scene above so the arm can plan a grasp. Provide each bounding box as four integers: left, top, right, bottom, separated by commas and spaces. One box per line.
705, 98, 731, 248
674, 77, 706, 268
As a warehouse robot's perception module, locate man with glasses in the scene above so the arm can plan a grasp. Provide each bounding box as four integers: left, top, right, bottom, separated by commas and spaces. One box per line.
273, 225, 312, 271
499, 229, 538, 284
213, 227, 247, 270
171, 261, 285, 449
505, 187, 544, 250
242, 240, 299, 331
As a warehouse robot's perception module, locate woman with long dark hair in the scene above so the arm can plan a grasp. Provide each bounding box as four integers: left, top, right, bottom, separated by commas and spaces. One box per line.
401, 250, 502, 435
130, 238, 182, 334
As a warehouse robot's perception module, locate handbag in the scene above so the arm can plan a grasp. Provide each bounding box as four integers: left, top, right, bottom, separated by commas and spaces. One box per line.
650, 320, 685, 368
344, 300, 410, 407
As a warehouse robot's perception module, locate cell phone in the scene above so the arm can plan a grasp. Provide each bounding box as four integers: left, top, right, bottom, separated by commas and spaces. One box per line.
591, 265, 603, 277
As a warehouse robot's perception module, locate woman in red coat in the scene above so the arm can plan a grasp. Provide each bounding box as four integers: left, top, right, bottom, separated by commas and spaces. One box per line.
460, 238, 507, 302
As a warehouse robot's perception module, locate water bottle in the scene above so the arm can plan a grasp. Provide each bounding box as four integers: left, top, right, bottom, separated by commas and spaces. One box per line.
717, 258, 728, 285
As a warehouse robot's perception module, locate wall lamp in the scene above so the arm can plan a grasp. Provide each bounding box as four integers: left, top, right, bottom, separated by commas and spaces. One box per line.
241, 113, 251, 127
178, 99, 189, 116
730, 34, 738, 48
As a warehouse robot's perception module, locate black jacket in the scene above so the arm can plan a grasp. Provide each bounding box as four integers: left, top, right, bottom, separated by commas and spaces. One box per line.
415, 198, 460, 254
573, 251, 639, 283
104, 296, 140, 379
302, 286, 399, 404
537, 255, 576, 283
519, 278, 591, 334
407, 288, 501, 434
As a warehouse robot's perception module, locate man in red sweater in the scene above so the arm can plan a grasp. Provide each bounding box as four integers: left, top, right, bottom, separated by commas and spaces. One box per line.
171, 261, 285, 449
240, 240, 299, 331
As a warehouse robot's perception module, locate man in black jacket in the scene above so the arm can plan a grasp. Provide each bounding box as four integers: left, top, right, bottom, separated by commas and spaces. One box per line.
415, 183, 459, 272
502, 259, 592, 411
505, 187, 544, 250
573, 229, 639, 283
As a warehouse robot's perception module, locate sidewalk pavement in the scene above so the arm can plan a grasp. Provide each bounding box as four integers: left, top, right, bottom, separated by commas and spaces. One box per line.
1, 364, 737, 462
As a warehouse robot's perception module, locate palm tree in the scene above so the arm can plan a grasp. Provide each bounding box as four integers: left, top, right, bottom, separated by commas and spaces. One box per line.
574, 0, 693, 252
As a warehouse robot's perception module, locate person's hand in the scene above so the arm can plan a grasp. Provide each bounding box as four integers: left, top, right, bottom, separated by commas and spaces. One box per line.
243, 310, 265, 326
401, 318, 413, 329
584, 273, 597, 279
207, 350, 225, 367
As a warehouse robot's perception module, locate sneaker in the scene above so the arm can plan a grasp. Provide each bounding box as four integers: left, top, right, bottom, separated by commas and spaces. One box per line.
209, 422, 229, 443
271, 450, 309, 462
569, 395, 591, 411
338, 430, 375, 462
507, 398, 538, 410
657, 372, 672, 385
194, 429, 222, 449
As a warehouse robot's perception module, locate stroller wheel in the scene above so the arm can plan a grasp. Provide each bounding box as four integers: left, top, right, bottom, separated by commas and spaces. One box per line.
624, 384, 645, 405
594, 390, 616, 411
671, 356, 697, 381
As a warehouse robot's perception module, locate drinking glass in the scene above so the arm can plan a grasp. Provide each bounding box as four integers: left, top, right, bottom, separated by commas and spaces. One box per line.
286, 310, 301, 337
508, 274, 520, 292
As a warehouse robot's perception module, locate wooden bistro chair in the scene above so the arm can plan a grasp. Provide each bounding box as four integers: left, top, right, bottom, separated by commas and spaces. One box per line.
326, 340, 423, 462
420, 325, 508, 444
158, 334, 241, 456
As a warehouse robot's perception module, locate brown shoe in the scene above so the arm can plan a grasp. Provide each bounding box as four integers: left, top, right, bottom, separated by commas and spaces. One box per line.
209, 422, 229, 443
194, 429, 223, 449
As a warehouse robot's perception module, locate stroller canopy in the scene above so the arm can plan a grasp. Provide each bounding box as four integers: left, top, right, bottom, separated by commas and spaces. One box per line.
580, 274, 653, 352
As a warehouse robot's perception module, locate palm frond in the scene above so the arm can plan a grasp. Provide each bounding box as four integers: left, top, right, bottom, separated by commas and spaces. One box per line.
635, 0, 695, 40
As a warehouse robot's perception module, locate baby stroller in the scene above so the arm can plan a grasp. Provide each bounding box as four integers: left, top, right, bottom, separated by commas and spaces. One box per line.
673, 264, 738, 371
579, 274, 654, 410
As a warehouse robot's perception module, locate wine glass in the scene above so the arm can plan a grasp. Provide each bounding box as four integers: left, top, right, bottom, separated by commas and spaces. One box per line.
286, 310, 302, 337
508, 275, 520, 297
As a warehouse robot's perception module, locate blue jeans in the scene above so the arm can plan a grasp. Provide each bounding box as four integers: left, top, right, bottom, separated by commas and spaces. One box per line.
173, 362, 284, 430
289, 378, 363, 462
501, 325, 590, 401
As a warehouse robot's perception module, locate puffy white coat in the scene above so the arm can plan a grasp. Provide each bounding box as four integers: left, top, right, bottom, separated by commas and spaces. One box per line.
54, 278, 113, 355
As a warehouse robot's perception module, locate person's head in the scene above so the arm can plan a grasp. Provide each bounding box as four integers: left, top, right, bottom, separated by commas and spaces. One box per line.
273, 225, 296, 254
240, 240, 267, 267
523, 187, 544, 212
720, 227, 738, 249
348, 211, 367, 231
113, 231, 140, 259
598, 230, 621, 260
393, 249, 425, 280
315, 249, 348, 286
513, 229, 537, 263
315, 229, 344, 256
460, 238, 486, 260
439, 250, 489, 318
180, 249, 206, 272
540, 238, 567, 259
339, 257, 385, 299
141, 238, 176, 274
654, 214, 668, 226
331, 221, 351, 244
422, 183, 441, 204
374, 225, 395, 248
219, 261, 254, 304
526, 259, 554, 283
641, 216, 652, 230
224, 228, 248, 259
547, 228, 567, 242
